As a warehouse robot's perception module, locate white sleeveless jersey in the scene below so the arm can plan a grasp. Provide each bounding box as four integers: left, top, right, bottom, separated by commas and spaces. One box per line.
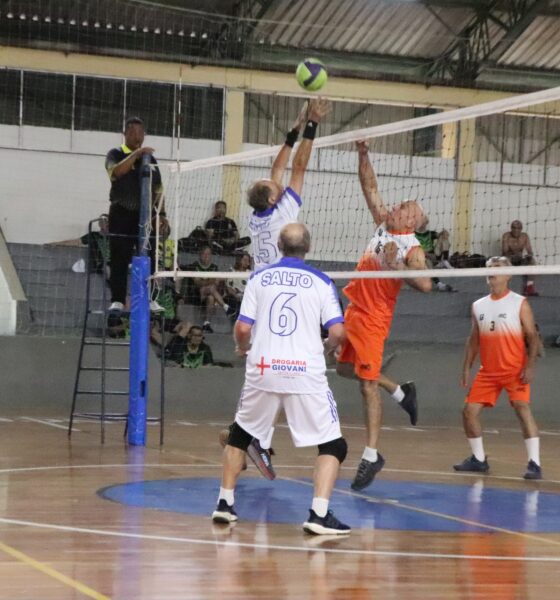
238, 256, 343, 393
344, 223, 420, 318
472, 291, 527, 376
248, 187, 301, 269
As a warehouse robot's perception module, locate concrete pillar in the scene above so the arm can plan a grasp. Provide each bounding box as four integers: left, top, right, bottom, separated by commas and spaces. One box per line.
223, 89, 244, 222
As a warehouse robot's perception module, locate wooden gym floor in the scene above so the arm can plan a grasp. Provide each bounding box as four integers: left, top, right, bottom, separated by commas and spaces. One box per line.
1, 416, 560, 599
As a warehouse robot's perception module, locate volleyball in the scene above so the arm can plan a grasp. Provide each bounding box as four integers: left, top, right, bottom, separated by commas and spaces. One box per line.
296, 58, 328, 91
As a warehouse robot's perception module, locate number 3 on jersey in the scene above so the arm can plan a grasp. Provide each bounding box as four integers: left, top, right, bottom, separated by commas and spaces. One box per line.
256, 231, 277, 263
269, 293, 297, 336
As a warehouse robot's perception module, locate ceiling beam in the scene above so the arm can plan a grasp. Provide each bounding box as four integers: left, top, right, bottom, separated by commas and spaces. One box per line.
425, 0, 547, 85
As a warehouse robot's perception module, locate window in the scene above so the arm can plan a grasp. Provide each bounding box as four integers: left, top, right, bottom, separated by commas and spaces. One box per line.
182, 86, 223, 139
75, 76, 124, 132
23, 72, 73, 128
126, 80, 175, 137
0, 69, 20, 126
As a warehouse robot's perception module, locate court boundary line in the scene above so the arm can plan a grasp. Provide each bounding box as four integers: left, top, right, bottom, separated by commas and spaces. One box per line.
0, 538, 110, 600
1, 462, 560, 486
1, 516, 560, 563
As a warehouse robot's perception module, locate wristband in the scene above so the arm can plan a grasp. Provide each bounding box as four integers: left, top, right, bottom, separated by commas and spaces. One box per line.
302, 120, 318, 140
285, 128, 299, 147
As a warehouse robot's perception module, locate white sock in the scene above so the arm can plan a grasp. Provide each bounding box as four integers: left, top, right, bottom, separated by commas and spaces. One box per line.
362, 447, 378, 462
391, 385, 405, 403
525, 437, 540, 465
311, 497, 329, 518
468, 437, 485, 462
219, 487, 234, 506
260, 427, 274, 450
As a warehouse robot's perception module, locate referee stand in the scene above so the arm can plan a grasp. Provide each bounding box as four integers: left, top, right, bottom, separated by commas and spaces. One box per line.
68, 207, 166, 444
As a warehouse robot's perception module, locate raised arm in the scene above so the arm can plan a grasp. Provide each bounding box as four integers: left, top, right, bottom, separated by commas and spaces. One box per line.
288, 98, 331, 196
356, 141, 388, 226
271, 101, 308, 186
520, 300, 539, 384
461, 313, 480, 388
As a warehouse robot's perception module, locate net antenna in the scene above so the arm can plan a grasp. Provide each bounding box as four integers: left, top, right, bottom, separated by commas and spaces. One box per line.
158, 85, 560, 282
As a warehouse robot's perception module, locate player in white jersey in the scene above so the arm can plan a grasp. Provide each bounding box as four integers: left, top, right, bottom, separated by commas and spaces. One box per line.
247, 98, 330, 269
220, 98, 331, 477
212, 223, 351, 535
453, 256, 542, 479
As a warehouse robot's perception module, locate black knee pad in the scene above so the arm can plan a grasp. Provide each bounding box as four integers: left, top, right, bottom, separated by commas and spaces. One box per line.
318, 437, 348, 464
227, 422, 252, 451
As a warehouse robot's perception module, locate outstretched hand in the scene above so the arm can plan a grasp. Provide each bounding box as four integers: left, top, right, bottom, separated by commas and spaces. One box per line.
355, 140, 370, 154
308, 98, 331, 122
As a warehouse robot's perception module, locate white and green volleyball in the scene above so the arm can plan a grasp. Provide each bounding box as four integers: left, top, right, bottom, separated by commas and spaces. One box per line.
295, 58, 328, 92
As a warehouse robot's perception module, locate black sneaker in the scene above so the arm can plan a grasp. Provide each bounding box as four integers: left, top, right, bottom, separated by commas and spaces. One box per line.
351, 454, 385, 491
523, 460, 543, 480
303, 509, 351, 535
453, 455, 489, 473
202, 322, 214, 333
399, 382, 418, 426
246, 438, 276, 480
212, 499, 238, 523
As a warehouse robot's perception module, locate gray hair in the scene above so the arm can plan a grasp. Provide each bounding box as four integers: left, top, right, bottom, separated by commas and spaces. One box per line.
485, 256, 512, 268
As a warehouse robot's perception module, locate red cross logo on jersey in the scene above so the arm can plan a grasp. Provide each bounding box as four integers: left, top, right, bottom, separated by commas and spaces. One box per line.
256, 356, 271, 375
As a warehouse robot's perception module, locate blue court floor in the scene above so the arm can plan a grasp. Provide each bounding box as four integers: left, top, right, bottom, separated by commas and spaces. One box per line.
99, 477, 556, 533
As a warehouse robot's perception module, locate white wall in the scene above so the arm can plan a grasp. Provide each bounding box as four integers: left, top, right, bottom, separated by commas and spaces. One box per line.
0, 124, 221, 244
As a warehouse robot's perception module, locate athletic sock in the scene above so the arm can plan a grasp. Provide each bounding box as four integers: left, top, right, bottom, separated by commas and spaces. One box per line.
391, 385, 405, 403
219, 487, 234, 506
525, 437, 540, 465
311, 497, 329, 518
362, 447, 378, 462
468, 437, 485, 462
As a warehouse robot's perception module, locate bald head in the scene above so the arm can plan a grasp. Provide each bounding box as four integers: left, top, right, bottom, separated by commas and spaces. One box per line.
278, 223, 310, 258
388, 199, 425, 232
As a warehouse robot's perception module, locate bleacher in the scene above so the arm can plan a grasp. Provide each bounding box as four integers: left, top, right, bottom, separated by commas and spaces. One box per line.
7, 243, 560, 347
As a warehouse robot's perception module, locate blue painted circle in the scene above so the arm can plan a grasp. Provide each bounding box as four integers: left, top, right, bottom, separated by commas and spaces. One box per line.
99, 477, 559, 533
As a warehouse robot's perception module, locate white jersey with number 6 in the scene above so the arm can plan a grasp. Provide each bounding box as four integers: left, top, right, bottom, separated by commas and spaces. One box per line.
238, 256, 343, 394
248, 187, 301, 269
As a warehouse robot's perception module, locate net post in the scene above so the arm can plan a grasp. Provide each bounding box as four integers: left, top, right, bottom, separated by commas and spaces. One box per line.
128, 153, 151, 446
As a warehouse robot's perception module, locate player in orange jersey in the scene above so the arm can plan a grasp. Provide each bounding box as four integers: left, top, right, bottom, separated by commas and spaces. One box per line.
454, 256, 542, 479
337, 141, 432, 491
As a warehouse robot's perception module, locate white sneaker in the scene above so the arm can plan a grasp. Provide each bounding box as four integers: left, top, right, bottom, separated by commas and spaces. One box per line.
109, 301, 124, 312
150, 300, 164, 313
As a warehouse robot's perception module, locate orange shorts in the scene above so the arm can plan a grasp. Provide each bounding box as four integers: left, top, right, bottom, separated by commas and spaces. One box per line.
337, 305, 389, 381
466, 371, 530, 407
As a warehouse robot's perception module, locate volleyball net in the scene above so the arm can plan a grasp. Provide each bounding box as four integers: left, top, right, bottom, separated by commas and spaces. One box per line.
157, 85, 560, 286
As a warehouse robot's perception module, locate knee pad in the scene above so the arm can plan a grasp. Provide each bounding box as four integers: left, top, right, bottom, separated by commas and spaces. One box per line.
318, 437, 348, 464
227, 422, 252, 451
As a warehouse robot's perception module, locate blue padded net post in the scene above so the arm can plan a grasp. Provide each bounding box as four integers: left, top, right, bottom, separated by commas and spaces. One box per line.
127, 153, 152, 446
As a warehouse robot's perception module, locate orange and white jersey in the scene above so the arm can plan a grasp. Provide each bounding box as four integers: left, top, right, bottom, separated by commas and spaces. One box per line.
344, 223, 420, 325
473, 290, 527, 377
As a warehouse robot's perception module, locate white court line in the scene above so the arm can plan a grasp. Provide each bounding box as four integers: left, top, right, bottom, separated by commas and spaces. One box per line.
1, 516, 560, 562
176, 421, 198, 426
1, 462, 560, 486
0, 418, 13, 422
20, 417, 78, 431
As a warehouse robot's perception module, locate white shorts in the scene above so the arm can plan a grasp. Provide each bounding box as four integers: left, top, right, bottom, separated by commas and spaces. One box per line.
235, 384, 342, 448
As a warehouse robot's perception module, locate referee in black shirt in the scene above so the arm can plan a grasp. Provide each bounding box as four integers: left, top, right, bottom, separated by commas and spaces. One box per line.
105, 116, 166, 312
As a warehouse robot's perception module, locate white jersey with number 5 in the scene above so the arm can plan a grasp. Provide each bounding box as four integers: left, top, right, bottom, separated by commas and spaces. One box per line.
238, 256, 343, 393
248, 187, 301, 269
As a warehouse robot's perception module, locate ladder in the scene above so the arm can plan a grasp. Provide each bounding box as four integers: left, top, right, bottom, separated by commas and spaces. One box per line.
68, 219, 165, 444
